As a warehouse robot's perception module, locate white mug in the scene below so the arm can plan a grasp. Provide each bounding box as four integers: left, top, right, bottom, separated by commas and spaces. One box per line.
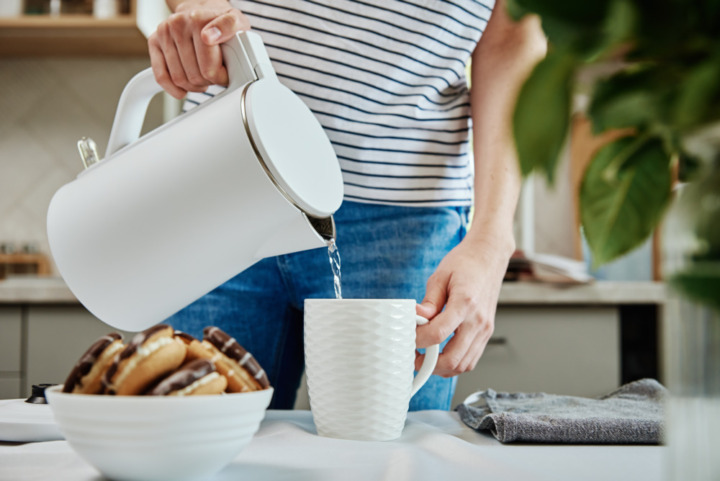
304, 299, 439, 441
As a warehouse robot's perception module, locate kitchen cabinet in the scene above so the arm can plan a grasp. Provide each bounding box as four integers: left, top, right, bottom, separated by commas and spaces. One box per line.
295, 306, 621, 409
13, 304, 621, 402
0, 278, 665, 402
25, 306, 134, 395
0, 0, 166, 56
453, 306, 620, 401
0, 307, 23, 399
0, 378, 22, 400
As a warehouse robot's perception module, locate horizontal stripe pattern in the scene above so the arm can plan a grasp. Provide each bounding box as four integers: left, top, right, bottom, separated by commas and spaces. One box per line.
185, 0, 492, 206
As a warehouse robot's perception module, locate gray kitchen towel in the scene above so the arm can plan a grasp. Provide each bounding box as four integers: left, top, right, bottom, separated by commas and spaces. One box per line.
456, 378, 666, 444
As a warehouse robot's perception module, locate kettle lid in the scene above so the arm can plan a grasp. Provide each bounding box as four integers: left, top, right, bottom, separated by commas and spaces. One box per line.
244, 79, 344, 218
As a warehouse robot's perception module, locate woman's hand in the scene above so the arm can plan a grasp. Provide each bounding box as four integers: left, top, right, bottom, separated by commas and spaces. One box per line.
415, 234, 513, 377
148, 0, 250, 99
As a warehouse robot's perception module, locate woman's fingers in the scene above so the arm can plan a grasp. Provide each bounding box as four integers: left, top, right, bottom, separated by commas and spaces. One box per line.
148, 30, 187, 99
148, 7, 251, 96
201, 10, 251, 45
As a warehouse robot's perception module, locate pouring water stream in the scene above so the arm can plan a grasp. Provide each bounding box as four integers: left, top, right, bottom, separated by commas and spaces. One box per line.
328, 239, 342, 299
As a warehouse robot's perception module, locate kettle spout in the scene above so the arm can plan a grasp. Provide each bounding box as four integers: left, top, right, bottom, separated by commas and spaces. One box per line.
254, 212, 336, 260
307, 214, 336, 243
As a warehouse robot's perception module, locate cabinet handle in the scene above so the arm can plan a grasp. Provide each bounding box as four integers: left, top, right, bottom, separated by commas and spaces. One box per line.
487, 337, 507, 346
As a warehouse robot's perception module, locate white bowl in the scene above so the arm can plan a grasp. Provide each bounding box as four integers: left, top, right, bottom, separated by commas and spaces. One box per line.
45, 385, 273, 481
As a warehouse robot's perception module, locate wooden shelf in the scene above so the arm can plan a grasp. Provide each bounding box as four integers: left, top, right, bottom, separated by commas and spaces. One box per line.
0, 13, 148, 56
0, 253, 51, 278
0, 14, 135, 28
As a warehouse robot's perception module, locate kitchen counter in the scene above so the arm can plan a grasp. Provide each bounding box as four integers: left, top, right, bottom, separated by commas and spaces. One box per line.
0, 277, 77, 304
0, 410, 664, 481
0, 277, 666, 402
0, 276, 666, 305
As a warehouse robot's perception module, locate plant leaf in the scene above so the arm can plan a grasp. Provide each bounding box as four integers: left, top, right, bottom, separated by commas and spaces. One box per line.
599, 0, 637, 54
581, 136, 672, 266
670, 262, 720, 311
588, 67, 671, 134
673, 55, 720, 130
511, 0, 614, 57
677, 151, 703, 183
513, 49, 576, 184
512, 0, 607, 27
676, 165, 720, 259
627, 0, 698, 60
505, 0, 531, 21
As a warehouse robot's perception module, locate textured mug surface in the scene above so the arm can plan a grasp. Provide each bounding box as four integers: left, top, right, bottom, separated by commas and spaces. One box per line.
304, 299, 438, 441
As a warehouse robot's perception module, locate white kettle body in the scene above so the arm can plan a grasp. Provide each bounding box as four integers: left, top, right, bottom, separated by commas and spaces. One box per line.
47, 32, 344, 332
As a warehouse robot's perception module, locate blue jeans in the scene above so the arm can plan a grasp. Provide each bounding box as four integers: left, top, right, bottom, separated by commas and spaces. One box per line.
166, 201, 469, 410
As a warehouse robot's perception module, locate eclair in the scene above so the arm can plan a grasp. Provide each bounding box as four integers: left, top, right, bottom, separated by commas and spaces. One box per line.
148, 359, 227, 396
103, 324, 187, 395
62, 333, 124, 394
186, 326, 270, 393
173, 330, 204, 359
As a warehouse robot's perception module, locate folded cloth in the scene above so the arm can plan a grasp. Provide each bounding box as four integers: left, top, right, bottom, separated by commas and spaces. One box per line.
456, 378, 666, 444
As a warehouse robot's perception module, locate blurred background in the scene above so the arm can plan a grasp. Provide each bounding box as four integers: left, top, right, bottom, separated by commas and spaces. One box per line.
0, 0, 663, 407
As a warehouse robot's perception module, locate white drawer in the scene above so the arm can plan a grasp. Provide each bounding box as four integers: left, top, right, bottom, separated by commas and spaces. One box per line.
293, 306, 621, 410
25, 306, 135, 396
0, 307, 22, 372
0, 376, 21, 400
452, 306, 620, 406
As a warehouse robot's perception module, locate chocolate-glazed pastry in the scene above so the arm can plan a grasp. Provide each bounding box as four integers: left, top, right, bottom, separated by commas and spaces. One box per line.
174, 331, 199, 345
148, 359, 227, 396
63, 333, 124, 394
173, 330, 204, 365
183, 326, 270, 393
203, 327, 271, 390
102, 324, 186, 395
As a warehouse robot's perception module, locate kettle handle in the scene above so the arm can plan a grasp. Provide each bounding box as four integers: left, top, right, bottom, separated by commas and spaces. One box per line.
105, 30, 275, 158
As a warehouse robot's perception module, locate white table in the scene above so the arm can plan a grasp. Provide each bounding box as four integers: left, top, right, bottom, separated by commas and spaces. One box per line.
0, 410, 664, 481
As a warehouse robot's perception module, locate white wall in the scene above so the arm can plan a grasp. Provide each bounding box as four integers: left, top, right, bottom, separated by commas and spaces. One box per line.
0, 57, 163, 267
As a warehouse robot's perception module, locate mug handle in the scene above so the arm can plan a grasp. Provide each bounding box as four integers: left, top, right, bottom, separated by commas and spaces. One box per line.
411, 315, 439, 397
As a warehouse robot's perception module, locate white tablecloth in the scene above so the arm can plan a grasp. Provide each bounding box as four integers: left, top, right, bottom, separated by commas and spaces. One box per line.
0, 410, 664, 481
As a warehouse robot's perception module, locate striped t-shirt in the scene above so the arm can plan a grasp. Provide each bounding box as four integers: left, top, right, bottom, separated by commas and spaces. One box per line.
186, 0, 493, 207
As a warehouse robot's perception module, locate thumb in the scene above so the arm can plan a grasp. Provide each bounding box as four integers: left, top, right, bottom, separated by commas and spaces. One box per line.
201, 11, 249, 45
418, 270, 449, 321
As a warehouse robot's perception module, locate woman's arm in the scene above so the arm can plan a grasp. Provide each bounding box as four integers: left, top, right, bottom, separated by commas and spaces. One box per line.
416, 0, 546, 377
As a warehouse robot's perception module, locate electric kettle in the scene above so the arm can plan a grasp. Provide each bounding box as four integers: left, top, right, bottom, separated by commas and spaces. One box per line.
47, 31, 344, 332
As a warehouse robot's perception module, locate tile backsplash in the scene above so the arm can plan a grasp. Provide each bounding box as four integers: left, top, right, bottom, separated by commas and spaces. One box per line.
0, 57, 582, 277
0, 57, 163, 272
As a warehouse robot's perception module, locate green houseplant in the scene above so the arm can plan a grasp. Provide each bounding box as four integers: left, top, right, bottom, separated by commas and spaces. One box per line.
510, 0, 720, 296
509, 1, 720, 479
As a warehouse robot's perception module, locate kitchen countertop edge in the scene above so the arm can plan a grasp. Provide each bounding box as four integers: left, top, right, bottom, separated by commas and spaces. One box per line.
0, 277, 667, 305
